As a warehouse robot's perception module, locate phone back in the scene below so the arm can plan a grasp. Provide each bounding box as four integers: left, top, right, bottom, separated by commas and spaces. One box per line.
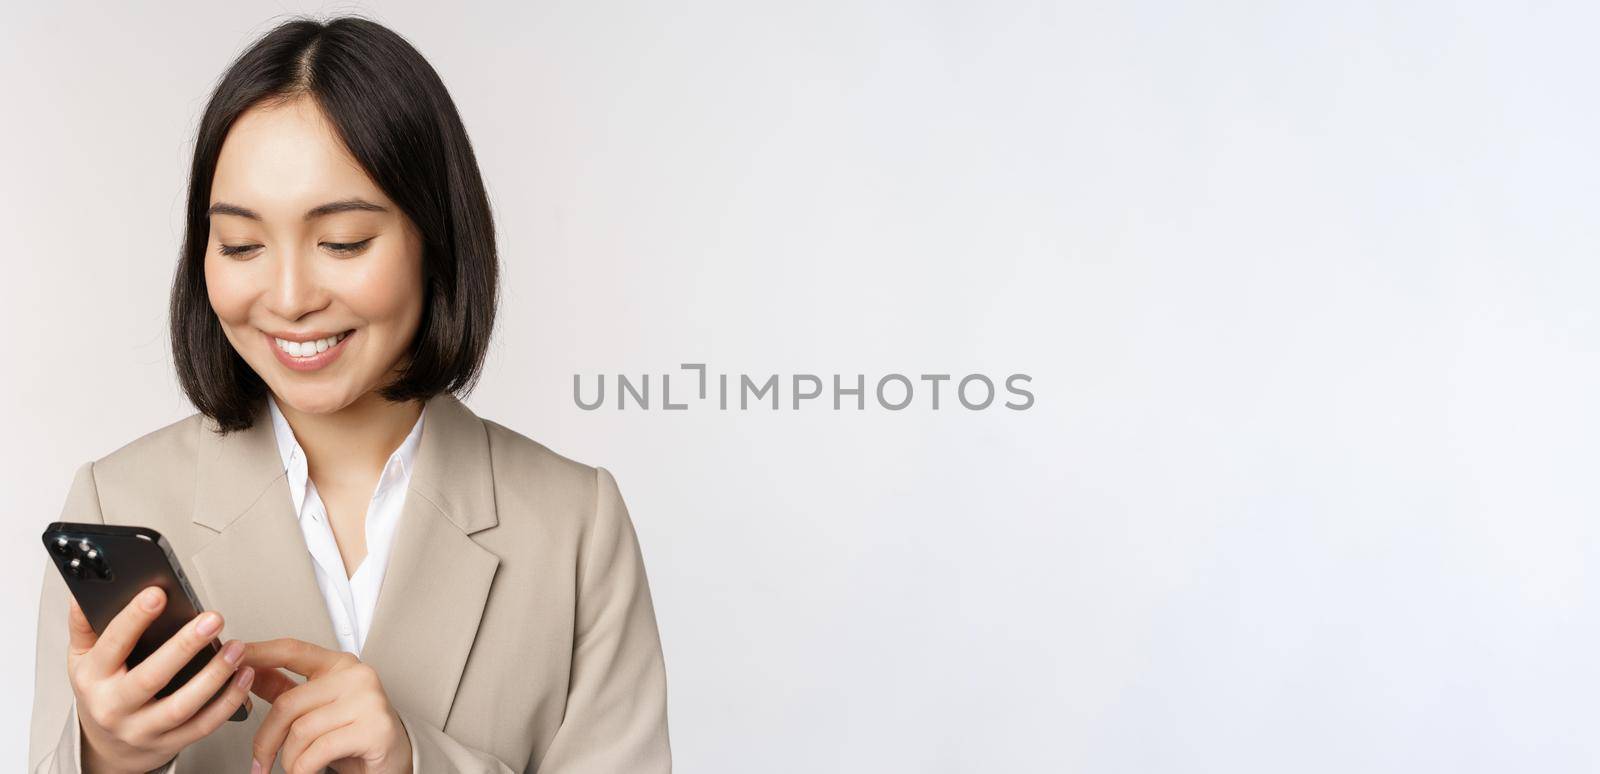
42, 522, 213, 697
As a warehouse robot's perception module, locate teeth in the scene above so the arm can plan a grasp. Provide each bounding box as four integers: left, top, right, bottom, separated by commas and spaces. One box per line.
274, 331, 347, 358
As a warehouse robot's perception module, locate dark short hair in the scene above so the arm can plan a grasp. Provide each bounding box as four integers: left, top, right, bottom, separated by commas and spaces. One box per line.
171, 15, 498, 433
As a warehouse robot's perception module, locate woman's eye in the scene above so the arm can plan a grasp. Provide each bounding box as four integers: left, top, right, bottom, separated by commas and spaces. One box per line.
215, 238, 373, 258
218, 243, 259, 257
323, 238, 375, 255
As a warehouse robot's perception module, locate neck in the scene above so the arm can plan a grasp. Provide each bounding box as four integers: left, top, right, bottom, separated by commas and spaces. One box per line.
274, 391, 422, 480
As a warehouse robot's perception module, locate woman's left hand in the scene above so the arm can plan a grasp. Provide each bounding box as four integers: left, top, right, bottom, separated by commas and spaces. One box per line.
241, 638, 413, 774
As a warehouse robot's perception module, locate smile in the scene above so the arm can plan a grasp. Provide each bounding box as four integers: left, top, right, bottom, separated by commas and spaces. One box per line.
266, 330, 354, 372
274, 331, 348, 357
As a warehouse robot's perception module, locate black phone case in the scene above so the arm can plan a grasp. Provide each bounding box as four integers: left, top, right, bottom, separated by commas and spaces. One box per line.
42, 522, 248, 722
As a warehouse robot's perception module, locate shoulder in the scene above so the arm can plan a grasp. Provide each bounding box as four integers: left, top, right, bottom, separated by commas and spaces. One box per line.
91, 412, 207, 478
462, 410, 639, 551
64, 412, 206, 527
478, 416, 608, 512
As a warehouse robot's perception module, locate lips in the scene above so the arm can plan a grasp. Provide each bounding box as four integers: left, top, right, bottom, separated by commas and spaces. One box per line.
274, 331, 348, 357
266, 330, 354, 372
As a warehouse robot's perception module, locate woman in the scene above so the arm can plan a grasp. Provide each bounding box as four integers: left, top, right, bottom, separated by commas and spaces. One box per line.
28, 16, 671, 774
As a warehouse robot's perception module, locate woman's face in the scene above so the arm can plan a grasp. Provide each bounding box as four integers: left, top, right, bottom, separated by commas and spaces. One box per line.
205, 95, 424, 416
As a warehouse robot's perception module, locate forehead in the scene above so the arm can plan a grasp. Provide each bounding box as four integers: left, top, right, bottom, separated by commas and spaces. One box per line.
211, 96, 385, 214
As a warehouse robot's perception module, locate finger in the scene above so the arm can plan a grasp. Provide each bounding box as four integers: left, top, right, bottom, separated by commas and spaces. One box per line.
85, 586, 165, 676
116, 610, 225, 708
249, 666, 301, 704
66, 596, 98, 657
251, 675, 341, 770
278, 703, 353, 774
286, 723, 365, 774
240, 638, 352, 680
159, 665, 255, 750
133, 639, 243, 733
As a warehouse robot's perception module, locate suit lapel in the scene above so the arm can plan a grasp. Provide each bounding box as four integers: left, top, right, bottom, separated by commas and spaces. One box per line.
190, 483, 342, 650
188, 400, 340, 651
359, 394, 501, 729
184, 394, 501, 728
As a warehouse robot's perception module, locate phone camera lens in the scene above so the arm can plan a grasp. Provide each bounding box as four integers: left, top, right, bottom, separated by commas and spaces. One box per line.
83, 548, 111, 579
66, 558, 85, 578
51, 537, 70, 556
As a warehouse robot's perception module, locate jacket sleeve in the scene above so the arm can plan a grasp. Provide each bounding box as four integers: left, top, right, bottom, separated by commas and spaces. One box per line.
531, 467, 671, 773
395, 711, 516, 773
29, 462, 178, 774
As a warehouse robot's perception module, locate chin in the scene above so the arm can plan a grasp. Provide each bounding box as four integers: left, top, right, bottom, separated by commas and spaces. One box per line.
269, 384, 359, 416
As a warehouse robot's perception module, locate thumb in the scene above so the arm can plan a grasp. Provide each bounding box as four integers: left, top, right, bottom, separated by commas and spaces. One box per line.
249, 667, 300, 704
65, 596, 97, 657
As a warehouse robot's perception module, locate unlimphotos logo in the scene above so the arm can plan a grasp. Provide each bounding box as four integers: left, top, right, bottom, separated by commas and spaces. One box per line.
574, 364, 1034, 411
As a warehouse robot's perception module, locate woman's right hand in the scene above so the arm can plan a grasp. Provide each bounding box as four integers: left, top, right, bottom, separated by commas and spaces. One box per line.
67, 586, 256, 774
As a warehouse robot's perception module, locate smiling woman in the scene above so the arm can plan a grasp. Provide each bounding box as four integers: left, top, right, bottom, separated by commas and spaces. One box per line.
30, 15, 670, 774
169, 24, 497, 432
201, 95, 428, 416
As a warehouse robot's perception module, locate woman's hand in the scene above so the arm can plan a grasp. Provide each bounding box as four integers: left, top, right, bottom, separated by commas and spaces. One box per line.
67, 587, 255, 774
242, 638, 413, 774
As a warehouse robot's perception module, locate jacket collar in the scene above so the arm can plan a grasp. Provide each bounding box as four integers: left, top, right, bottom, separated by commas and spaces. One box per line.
187, 392, 502, 729
193, 392, 498, 535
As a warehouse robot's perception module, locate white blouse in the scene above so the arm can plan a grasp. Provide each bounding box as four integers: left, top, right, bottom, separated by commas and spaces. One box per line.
266, 397, 425, 654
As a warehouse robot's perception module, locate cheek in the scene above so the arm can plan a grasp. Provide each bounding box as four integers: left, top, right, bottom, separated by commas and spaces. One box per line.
203, 257, 254, 326
346, 250, 425, 334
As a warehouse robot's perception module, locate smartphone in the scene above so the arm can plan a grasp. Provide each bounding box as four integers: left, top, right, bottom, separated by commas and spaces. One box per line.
42, 522, 248, 722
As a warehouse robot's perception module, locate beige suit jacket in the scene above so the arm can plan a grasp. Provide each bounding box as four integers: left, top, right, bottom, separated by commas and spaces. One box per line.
29, 394, 671, 773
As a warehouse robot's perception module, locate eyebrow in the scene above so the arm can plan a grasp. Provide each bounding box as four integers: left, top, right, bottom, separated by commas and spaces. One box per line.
206, 198, 389, 221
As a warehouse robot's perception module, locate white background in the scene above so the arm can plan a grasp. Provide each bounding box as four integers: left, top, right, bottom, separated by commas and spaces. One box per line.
3, 1, 1597, 771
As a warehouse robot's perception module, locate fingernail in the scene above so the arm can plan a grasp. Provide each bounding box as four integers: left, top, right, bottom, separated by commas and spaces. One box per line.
196, 612, 222, 637
222, 640, 244, 665
139, 587, 162, 611
237, 666, 255, 689
251, 759, 263, 774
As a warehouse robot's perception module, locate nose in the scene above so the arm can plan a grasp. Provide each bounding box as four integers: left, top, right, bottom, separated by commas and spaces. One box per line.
262, 245, 331, 322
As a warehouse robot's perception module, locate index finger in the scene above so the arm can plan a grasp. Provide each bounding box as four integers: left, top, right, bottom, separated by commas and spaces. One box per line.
66, 596, 98, 657
117, 611, 225, 708
85, 586, 166, 676
240, 638, 351, 680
